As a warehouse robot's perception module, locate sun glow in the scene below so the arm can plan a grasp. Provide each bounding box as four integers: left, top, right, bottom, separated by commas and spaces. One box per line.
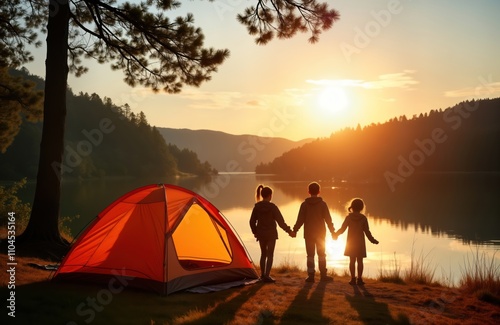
317, 86, 349, 114
326, 236, 347, 268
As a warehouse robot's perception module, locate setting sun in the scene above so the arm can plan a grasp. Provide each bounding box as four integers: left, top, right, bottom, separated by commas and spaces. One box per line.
317, 86, 349, 114
326, 236, 347, 268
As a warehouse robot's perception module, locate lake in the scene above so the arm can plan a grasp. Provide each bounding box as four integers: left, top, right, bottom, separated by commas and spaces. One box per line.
15, 172, 500, 285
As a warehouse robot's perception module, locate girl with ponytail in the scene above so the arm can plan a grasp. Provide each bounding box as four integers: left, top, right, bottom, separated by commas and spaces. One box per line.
250, 184, 294, 283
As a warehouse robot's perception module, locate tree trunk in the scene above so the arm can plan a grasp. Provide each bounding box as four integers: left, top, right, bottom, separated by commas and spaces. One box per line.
19, 2, 70, 245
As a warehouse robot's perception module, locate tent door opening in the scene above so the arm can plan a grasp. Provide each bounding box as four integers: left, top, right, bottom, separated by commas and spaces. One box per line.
172, 201, 233, 270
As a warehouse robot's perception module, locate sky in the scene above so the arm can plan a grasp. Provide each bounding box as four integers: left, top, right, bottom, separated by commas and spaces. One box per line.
24, 0, 500, 141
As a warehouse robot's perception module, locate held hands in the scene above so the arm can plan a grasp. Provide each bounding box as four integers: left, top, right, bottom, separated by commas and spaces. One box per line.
331, 232, 338, 240
288, 230, 297, 238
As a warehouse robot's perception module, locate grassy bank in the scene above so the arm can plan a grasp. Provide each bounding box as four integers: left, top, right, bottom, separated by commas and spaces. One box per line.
1, 253, 499, 325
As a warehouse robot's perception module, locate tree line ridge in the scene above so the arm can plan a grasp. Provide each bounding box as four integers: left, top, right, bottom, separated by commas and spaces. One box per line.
256, 98, 500, 185
0, 70, 216, 181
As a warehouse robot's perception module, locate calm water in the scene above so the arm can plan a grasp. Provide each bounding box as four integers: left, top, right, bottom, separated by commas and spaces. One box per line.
16, 172, 500, 285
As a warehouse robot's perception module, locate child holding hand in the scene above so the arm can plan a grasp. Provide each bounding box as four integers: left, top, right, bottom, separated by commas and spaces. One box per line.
335, 198, 379, 285
250, 185, 294, 283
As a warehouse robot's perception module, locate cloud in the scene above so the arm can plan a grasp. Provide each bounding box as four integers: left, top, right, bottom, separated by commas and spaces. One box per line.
444, 81, 500, 98
366, 70, 419, 89
145, 87, 306, 111
175, 88, 244, 110
306, 70, 419, 90
138, 87, 251, 110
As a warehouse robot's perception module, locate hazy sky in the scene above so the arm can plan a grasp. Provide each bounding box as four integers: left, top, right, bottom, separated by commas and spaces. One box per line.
25, 0, 500, 141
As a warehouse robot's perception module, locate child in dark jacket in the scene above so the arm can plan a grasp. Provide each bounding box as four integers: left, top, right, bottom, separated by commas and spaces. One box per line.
292, 182, 335, 283
335, 198, 379, 285
250, 185, 293, 283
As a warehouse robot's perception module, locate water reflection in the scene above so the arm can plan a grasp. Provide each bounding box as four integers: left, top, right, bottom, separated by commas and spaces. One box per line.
251, 173, 500, 246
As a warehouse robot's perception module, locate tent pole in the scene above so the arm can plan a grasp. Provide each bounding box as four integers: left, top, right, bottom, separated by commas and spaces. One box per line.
162, 184, 168, 295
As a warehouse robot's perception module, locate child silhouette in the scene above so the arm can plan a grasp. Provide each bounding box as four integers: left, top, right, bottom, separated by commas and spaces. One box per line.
335, 198, 379, 285
249, 185, 294, 283
291, 182, 335, 283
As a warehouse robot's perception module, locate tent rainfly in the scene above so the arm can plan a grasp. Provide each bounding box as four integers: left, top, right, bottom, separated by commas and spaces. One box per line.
53, 184, 258, 294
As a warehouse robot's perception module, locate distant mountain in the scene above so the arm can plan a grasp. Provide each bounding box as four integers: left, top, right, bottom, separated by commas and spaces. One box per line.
158, 128, 313, 172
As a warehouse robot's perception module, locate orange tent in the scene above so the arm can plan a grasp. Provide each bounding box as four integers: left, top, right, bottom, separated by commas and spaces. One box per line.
53, 184, 258, 294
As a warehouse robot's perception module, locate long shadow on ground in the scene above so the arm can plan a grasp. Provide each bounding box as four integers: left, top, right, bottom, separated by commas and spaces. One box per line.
281, 281, 330, 324
4, 279, 262, 325
345, 284, 410, 325
181, 282, 263, 324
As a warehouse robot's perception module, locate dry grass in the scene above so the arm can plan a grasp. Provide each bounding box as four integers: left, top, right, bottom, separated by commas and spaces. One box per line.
2, 253, 500, 325
377, 244, 500, 311
459, 248, 500, 304
403, 245, 437, 285
378, 240, 438, 286
377, 252, 405, 284
274, 255, 302, 274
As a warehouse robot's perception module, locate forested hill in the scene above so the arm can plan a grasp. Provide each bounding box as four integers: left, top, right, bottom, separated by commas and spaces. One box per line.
256, 98, 500, 184
0, 70, 215, 181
